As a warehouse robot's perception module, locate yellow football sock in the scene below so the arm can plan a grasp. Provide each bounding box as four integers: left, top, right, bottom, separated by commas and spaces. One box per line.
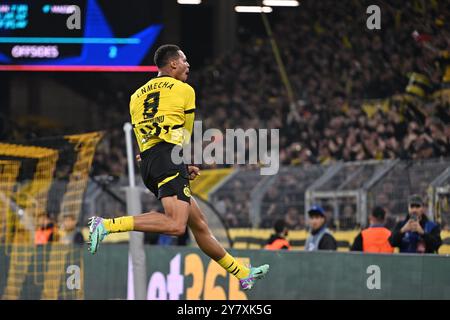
217, 253, 250, 279
103, 216, 134, 233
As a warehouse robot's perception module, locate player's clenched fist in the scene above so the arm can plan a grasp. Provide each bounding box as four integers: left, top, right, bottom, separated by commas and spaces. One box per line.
188, 165, 200, 180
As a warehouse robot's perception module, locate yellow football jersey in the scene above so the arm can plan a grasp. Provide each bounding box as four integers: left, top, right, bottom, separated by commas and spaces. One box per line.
130, 75, 196, 152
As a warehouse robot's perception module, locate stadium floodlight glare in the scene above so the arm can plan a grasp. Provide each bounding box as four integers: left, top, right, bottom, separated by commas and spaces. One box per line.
177, 0, 202, 4
263, 0, 300, 7
234, 6, 273, 13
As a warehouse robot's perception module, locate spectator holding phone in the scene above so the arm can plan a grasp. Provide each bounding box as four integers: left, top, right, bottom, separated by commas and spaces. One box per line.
389, 195, 442, 253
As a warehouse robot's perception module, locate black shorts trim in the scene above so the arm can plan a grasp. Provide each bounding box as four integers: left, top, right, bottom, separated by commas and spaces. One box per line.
158, 173, 191, 203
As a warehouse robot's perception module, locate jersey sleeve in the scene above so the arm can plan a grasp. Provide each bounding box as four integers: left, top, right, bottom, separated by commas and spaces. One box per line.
182, 84, 195, 144
184, 84, 196, 113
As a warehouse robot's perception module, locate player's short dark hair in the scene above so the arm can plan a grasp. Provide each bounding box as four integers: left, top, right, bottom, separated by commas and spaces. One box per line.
371, 206, 386, 221
274, 219, 287, 233
154, 44, 181, 68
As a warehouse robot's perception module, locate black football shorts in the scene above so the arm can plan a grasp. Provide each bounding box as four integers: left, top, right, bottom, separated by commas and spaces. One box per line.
139, 142, 191, 204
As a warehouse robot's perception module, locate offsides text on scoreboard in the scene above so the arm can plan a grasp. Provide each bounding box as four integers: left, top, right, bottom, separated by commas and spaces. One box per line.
0, 0, 162, 71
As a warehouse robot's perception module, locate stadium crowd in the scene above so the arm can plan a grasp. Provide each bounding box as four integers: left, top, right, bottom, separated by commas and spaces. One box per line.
2, 0, 449, 230
188, 0, 450, 229
24, 0, 445, 180
191, 0, 450, 168
5, 1, 449, 176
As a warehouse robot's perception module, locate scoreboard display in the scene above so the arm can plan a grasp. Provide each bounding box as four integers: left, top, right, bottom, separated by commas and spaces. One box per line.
0, 0, 162, 71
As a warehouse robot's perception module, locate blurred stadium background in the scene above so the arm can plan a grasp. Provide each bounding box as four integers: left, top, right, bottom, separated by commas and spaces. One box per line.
0, 0, 450, 300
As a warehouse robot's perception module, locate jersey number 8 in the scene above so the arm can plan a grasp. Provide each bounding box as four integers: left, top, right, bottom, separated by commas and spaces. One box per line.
143, 91, 160, 119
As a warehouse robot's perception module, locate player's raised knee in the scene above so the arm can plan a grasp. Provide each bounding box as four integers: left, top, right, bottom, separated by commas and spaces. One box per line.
170, 223, 187, 236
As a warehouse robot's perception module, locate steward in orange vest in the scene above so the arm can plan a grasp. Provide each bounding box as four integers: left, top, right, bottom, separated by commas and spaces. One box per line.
351, 206, 394, 253
265, 219, 291, 250
35, 213, 57, 245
